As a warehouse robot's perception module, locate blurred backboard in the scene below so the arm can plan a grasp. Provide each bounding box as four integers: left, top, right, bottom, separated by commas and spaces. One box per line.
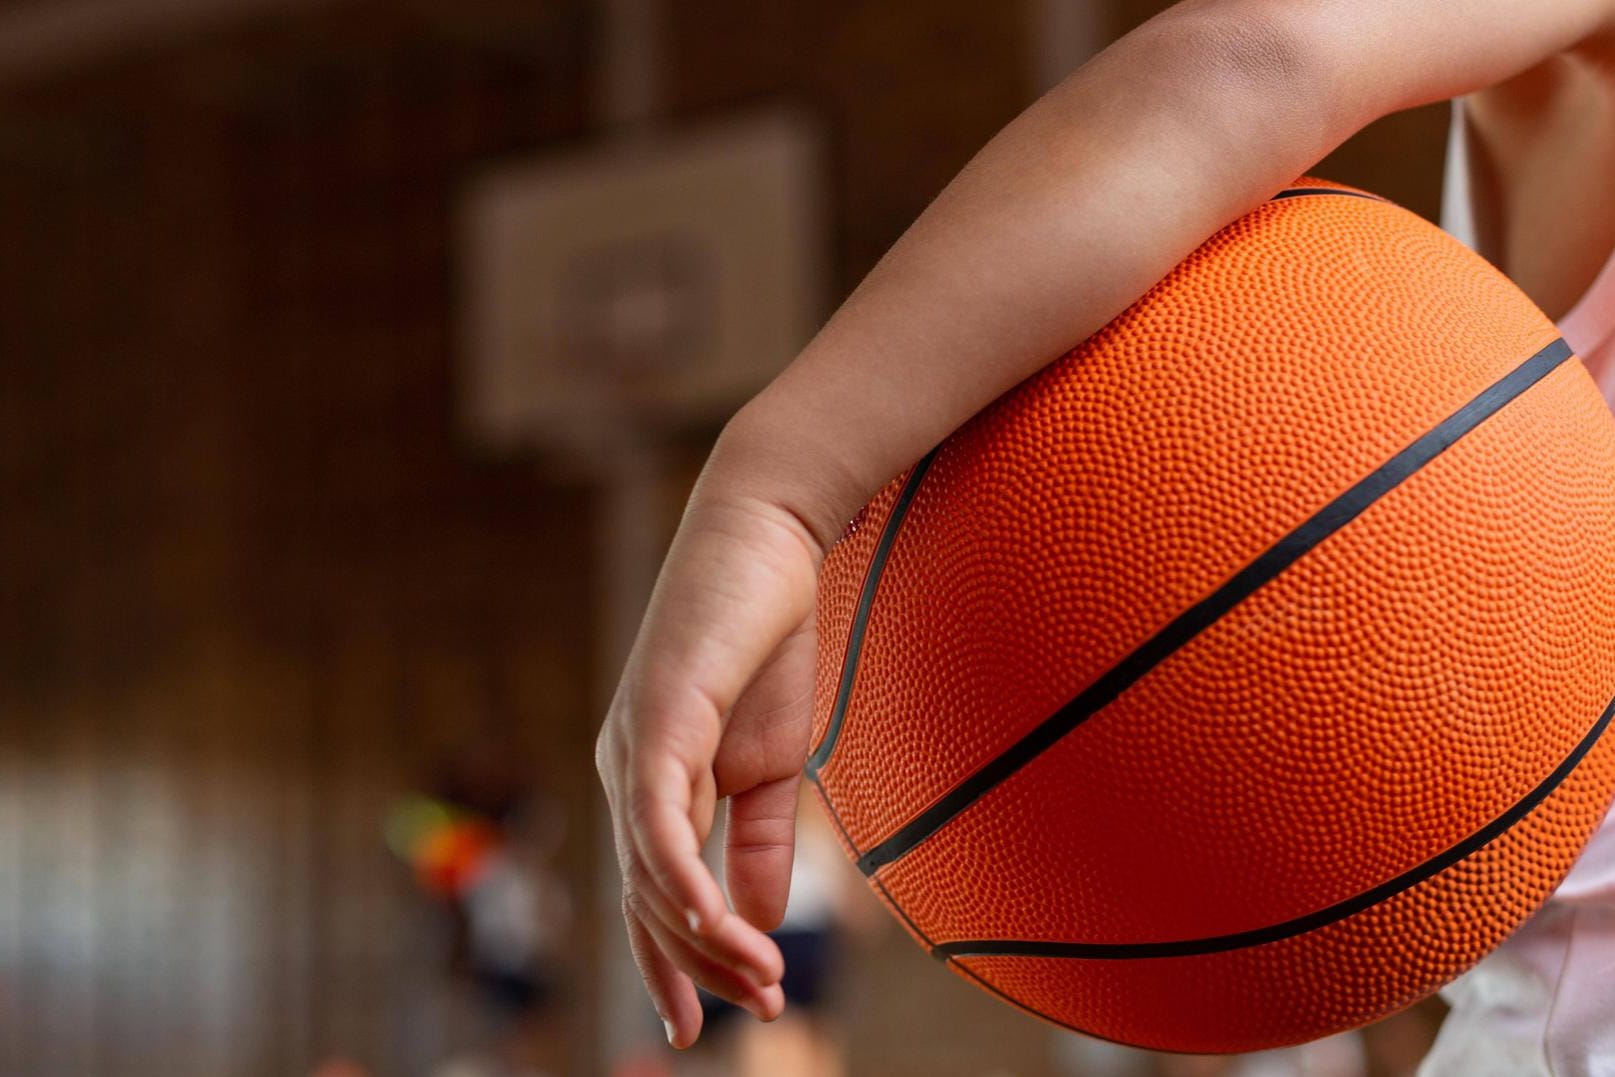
456, 109, 827, 469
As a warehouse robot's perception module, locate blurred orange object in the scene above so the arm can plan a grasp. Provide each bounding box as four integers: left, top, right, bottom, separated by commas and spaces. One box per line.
385, 795, 501, 899
413, 818, 499, 898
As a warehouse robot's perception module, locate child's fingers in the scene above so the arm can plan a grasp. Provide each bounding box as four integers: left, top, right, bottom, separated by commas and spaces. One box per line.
625, 856, 783, 988
602, 744, 779, 988
611, 781, 782, 1039
624, 789, 783, 985
636, 903, 787, 1025
715, 619, 816, 929
598, 491, 824, 1041
624, 901, 701, 1047
625, 761, 731, 937
725, 775, 802, 931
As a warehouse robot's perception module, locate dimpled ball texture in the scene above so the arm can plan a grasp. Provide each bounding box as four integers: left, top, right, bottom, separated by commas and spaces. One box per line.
807, 177, 1615, 1052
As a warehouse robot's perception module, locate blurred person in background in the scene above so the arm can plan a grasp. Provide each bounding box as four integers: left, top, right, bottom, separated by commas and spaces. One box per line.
388, 733, 575, 1077
595, 0, 1615, 1072
661, 783, 880, 1077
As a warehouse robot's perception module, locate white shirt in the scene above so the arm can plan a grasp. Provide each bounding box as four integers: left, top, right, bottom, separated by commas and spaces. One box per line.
1418, 98, 1615, 1077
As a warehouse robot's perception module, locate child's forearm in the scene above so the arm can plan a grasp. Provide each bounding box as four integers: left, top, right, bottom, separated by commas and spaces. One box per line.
712, 12, 1342, 547
709, 0, 1615, 550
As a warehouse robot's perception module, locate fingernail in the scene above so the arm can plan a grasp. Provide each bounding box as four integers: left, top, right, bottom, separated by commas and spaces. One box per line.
684, 907, 703, 934
663, 1018, 677, 1046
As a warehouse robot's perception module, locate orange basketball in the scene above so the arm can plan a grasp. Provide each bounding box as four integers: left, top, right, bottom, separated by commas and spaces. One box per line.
807, 177, 1615, 1052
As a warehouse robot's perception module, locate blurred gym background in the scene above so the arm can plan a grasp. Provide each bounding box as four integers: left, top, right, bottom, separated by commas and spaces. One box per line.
0, 1, 1455, 1074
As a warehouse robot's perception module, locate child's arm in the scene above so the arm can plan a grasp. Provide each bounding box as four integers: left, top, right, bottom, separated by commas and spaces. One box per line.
595, 0, 1615, 1047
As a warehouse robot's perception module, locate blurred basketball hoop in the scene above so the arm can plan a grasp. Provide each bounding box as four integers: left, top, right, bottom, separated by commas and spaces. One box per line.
457, 109, 826, 472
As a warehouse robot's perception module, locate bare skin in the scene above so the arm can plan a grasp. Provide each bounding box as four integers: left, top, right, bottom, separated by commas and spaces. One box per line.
593, 0, 1615, 1049
1464, 27, 1615, 319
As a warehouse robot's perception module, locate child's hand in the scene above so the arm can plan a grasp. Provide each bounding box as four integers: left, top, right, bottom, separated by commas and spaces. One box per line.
596, 430, 835, 1047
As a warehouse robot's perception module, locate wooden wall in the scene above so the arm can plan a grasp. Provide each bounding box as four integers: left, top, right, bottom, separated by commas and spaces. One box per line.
0, 5, 601, 1074
0, 2, 1036, 1075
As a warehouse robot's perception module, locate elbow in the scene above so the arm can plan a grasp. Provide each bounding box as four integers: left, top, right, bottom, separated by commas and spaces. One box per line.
1142, 3, 1322, 90
1130, 2, 1359, 154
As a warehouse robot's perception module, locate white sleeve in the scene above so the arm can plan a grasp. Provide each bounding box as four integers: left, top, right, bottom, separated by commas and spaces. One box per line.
1440, 98, 1480, 252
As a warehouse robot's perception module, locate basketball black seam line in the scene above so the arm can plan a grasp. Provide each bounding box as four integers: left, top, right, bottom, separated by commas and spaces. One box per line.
808, 771, 940, 950
933, 686, 1615, 960
807, 185, 1369, 785
1271, 187, 1387, 202
804, 769, 867, 867
874, 875, 938, 949
854, 337, 1575, 875
940, 957, 1177, 1052
943, 943, 1435, 1056
805, 448, 938, 778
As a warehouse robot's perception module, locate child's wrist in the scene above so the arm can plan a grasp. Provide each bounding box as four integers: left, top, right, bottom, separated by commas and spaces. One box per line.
703, 398, 874, 556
